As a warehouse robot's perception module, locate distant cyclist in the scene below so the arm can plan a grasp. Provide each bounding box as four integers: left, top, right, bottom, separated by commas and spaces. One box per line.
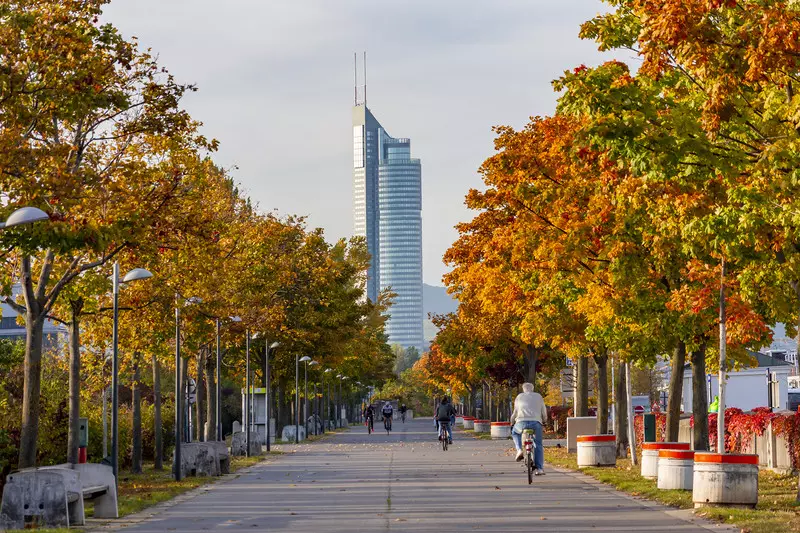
400, 403, 408, 423
381, 402, 394, 431
510, 382, 547, 475
364, 404, 375, 432
435, 397, 455, 444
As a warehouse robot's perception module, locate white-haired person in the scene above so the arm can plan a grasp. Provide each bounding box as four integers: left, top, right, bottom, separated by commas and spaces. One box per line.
509, 382, 548, 475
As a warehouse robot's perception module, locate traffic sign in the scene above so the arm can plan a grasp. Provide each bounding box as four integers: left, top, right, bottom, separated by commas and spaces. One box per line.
185, 378, 197, 405
633, 405, 645, 415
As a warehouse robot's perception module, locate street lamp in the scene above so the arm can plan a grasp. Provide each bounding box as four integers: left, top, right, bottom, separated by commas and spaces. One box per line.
173, 295, 201, 481
0, 206, 49, 229
215, 316, 241, 442
111, 263, 152, 482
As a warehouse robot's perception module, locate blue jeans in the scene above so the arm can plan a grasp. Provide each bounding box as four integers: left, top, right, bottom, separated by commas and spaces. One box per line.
512, 421, 543, 470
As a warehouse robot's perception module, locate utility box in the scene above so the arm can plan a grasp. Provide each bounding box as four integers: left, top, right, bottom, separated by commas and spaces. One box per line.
78, 417, 89, 448
643, 413, 656, 442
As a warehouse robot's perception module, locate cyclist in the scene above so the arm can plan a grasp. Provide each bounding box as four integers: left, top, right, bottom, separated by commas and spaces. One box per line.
381, 402, 394, 431
364, 404, 375, 432
435, 397, 455, 444
400, 403, 407, 422
510, 382, 547, 475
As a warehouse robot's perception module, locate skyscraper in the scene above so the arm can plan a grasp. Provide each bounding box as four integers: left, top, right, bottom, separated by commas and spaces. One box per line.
352, 64, 424, 353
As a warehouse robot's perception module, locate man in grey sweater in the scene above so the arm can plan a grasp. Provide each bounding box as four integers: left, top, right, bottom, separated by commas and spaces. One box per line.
509, 382, 547, 474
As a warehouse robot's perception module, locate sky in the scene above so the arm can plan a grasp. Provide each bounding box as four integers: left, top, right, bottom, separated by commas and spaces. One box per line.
102, 0, 621, 286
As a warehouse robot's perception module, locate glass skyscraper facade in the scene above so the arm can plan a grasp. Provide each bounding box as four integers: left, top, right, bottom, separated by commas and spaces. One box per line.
353, 104, 424, 352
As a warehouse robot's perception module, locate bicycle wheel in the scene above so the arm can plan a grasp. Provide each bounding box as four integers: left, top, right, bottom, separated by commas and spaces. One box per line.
368, 420, 372, 434
526, 452, 534, 484
442, 433, 448, 451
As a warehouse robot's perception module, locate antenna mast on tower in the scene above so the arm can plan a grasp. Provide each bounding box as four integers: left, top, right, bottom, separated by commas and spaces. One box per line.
354, 51, 367, 106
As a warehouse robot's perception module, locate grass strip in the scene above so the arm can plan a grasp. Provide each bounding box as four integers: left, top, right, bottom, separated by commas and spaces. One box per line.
544, 447, 800, 533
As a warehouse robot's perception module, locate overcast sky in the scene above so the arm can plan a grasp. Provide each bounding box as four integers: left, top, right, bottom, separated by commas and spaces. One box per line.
102, 0, 621, 286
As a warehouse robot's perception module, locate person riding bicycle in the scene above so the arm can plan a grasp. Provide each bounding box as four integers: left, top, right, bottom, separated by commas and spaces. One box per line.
399, 403, 407, 421
435, 397, 455, 444
364, 404, 375, 426
381, 402, 394, 429
510, 382, 547, 475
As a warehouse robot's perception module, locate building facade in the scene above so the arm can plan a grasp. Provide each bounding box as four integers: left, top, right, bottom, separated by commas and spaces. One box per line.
353, 105, 424, 352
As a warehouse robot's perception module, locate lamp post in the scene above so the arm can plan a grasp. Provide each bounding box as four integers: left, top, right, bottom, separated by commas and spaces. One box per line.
173, 295, 200, 480
300, 359, 318, 435
265, 340, 279, 452
110, 263, 152, 482
245, 330, 251, 457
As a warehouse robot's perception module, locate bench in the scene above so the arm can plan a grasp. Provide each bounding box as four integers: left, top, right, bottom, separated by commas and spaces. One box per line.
0, 463, 117, 529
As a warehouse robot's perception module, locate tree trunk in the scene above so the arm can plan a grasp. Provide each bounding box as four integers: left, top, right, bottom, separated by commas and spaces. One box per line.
523, 344, 538, 384
205, 351, 216, 441
195, 347, 206, 442
19, 313, 45, 468
152, 352, 163, 470
575, 357, 589, 417
691, 342, 709, 451
182, 356, 189, 442
67, 298, 84, 464
594, 351, 609, 435
131, 354, 142, 474
614, 359, 629, 457
666, 340, 686, 442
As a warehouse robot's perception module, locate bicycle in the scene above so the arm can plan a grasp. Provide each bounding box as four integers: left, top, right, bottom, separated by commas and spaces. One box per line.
438, 422, 450, 451
366, 416, 374, 434
522, 429, 536, 484
401, 411, 406, 424
383, 415, 392, 435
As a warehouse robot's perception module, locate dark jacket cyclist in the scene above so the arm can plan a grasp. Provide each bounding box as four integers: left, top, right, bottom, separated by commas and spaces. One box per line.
435, 398, 455, 444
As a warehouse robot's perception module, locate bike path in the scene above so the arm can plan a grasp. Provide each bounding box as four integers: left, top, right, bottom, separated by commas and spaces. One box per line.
100, 418, 735, 532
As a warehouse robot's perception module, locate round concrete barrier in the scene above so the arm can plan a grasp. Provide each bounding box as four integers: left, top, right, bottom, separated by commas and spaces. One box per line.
490, 422, 511, 439
463, 416, 475, 430
641, 442, 691, 479
692, 453, 758, 509
657, 450, 694, 490
473, 420, 491, 433
576, 435, 616, 467
456, 416, 465, 426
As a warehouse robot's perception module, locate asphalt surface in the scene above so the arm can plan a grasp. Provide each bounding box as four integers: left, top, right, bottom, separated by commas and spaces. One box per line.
105, 418, 734, 532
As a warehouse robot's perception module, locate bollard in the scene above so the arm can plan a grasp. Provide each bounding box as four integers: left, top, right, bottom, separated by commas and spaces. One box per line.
576, 435, 616, 467
490, 422, 511, 439
463, 416, 475, 430
692, 453, 758, 509
657, 450, 694, 490
641, 442, 690, 479
473, 420, 491, 433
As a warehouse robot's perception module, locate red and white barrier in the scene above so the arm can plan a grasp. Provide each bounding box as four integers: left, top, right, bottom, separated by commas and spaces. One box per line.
462, 416, 475, 430
455, 416, 465, 426
657, 450, 694, 490
473, 419, 491, 433
692, 453, 758, 509
490, 422, 511, 439
641, 442, 691, 479
577, 435, 616, 467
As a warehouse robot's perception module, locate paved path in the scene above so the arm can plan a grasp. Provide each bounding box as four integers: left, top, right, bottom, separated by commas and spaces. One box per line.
106, 419, 734, 532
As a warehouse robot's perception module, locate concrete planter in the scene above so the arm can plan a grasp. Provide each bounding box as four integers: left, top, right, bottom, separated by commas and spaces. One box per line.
490, 422, 511, 439
473, 420, 491, 433
576, 435, 616, 467
455, 416, 465, 426
657, 450, 694, 490
567, 416, 597, 453
641, 442, 691, 479
463, 417, 475, 430
692, 453, 758, 509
